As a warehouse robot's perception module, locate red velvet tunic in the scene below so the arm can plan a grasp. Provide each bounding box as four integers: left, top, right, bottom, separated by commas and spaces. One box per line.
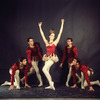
10, 62, 28, 85
72, 64, 92, 87
26, 44, 42, 68
61, 46, 78, 63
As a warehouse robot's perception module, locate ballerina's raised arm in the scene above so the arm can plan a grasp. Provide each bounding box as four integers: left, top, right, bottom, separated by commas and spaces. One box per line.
54, 19, 65, 46
38, 22, 48, 45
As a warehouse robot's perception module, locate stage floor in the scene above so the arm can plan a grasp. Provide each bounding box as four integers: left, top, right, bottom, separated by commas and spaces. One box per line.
0, 84, 100, 99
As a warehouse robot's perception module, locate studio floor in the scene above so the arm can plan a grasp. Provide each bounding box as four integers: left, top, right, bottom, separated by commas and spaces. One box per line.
0, 84, 100, 99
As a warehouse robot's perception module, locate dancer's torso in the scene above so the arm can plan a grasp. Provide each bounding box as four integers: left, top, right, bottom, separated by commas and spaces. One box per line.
46, 43, 56, 54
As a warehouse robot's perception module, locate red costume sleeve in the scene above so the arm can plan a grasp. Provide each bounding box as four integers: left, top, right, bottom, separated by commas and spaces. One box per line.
36, 44, 42, 59
10, 64, 17, 85
71, 65, 77, 84
73, 46, 78, 58
24, 65, 28, 83
61, 47, 66, 64
81, 65, 91, 87
26, 49, 32, 68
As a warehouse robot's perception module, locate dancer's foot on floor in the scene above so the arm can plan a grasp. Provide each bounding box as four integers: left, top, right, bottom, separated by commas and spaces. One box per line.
45, 86, 52, 89
1, 81, 8, 86
66, 83, 69, 87
96, 80, 100, 86
50, 82, 55, 90
38, 82, 43, 87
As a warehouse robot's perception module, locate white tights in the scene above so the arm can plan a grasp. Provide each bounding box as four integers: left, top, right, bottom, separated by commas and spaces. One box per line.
66, 63, 81, 87
42, 60, 55, 90
21, 61, 43, 86
81, 70, 100, 89
1, 70, 20, 89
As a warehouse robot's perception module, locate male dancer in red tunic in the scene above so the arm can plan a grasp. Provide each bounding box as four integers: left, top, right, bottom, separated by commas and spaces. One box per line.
21, 37, 43, 87
71, 58, 100, 91
60, 38, 80, 87
1, 57, 31, 90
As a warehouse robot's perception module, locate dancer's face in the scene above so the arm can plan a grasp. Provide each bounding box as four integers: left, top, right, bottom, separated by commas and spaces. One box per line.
28, 39, 34, 46
49, 33, 55, 41
72, 59, 77, 65
75, 63, 80, 70
67, 39, 72, 46
22, 59, 27, 65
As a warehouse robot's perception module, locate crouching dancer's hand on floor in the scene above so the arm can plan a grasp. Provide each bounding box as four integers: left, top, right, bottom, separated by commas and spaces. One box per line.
8, 85, 14, 90
71, 84, 78, 88
24, 83, 31, 88
88, 86, 95, 91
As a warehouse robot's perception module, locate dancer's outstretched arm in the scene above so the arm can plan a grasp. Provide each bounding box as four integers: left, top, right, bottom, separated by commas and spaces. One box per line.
38, 22, 48, 45
54, 19, 65, 46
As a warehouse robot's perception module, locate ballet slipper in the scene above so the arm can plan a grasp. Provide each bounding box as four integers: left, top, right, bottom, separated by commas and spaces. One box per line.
45, 86, 52, 89
50, 82, 55, 90
1, 81, 8, 86
66, 83, 69, 87
38, 82, 43, 87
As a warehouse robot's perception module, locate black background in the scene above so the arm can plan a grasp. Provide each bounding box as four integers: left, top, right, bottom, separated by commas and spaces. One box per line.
0, 0, 100, 84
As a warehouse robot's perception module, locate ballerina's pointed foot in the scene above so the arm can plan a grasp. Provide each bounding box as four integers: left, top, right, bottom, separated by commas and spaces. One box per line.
45, 86, 52, 89
50, 82, 55, 90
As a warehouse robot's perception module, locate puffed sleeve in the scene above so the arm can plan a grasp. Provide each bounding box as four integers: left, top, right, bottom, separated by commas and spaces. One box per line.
73, 46, 78, 58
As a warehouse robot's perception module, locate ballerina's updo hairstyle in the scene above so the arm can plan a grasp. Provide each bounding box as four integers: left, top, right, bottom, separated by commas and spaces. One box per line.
49, 29, 55, 36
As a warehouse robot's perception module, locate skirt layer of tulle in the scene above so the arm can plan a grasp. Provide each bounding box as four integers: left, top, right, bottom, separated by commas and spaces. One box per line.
43, 53, 59, 63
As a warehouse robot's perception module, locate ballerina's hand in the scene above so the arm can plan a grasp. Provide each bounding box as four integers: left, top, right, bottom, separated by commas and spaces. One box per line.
61, 19, 65, 23
38, 22, 42, 27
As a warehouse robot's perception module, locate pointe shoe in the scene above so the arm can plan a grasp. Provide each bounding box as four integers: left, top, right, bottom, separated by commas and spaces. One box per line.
45, 86, 52, 89
38, 82, 43, 87
66, 83, 69, 87
50, 82, 55, 90
1, 81, 8, 86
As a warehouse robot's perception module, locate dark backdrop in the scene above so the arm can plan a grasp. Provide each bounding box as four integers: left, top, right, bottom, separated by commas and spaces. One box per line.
0, 0, 100, 84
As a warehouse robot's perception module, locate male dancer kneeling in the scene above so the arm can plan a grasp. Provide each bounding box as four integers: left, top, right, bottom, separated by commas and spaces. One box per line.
1, 57, 31, 90
71, 58, 100, 91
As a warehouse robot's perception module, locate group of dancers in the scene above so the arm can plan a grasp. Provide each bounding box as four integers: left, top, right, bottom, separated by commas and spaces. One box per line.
1, 19, 100, 91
